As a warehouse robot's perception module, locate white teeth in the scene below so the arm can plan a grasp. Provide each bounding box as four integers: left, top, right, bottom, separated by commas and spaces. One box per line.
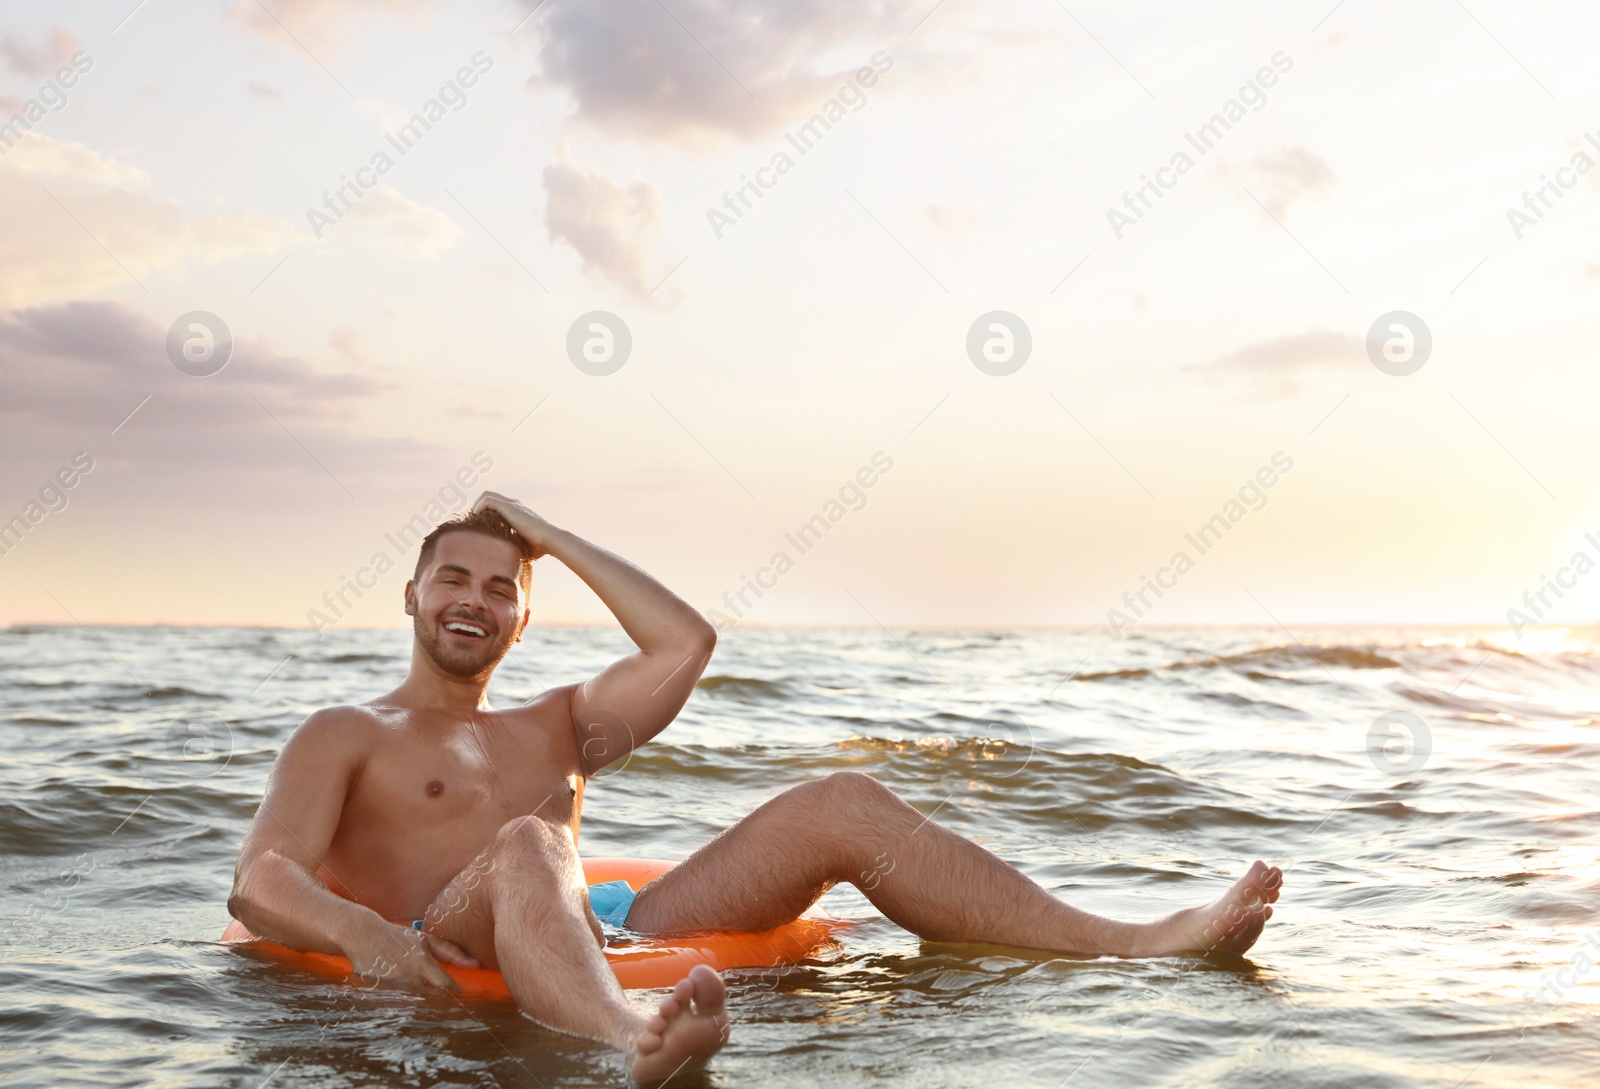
444, 621, 487, 637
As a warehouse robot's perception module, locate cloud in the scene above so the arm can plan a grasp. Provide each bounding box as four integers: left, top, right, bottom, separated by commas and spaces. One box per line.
0, 299, 432, 493
1316, 31, 1353, 54
343, 185, 461, 258
228, 0, 424, 55
543, 156, 665, 301
0, 134, 296, 309
0, 27, 80, 77
529, 0, 911, 142
924, 204, 983, 235
1189, 327, 1362, 397
1218, 146, 1336, 218
1, 134, 149, 188
328, 324, 365, 362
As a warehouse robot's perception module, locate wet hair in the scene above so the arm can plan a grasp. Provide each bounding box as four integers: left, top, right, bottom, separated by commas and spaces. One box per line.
413, 510, 534, 597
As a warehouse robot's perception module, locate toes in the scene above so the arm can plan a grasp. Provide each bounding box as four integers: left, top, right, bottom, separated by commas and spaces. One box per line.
656, 997, 681, 1020
688, 965, 727, 1011
635, 1031, 662, 1055
1240, 862, 1284, 906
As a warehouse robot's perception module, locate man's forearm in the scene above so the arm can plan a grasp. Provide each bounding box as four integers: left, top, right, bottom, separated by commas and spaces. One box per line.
542, 528, 714, 654
230, 850, 390, 958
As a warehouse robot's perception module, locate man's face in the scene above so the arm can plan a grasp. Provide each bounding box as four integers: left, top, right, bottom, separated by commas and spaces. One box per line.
405, 532, 528, 681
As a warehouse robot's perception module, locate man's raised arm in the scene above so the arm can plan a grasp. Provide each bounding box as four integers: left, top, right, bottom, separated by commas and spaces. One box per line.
472, 492, 715, 776
229, 708, 471, 987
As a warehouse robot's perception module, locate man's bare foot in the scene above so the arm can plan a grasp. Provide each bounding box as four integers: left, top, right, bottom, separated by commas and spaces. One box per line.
1142, 860, 1283, 957
629, 965, 730, 1084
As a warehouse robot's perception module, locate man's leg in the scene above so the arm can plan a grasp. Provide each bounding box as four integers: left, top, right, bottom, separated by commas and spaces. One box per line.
627, 772, 1281, 958
421, 815, 729, 1082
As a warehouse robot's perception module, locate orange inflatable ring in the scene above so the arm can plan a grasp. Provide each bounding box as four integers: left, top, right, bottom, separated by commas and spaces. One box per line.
219, 858, 838, 993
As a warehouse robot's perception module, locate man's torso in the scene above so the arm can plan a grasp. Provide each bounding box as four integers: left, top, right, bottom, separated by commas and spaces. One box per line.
315, 686, 584, 920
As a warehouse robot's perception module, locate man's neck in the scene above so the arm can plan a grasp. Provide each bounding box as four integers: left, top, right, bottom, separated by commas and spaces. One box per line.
389, 642, 495, 713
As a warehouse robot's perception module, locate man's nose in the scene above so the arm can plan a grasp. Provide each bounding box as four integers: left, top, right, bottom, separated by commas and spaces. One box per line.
453, 586, 490, 614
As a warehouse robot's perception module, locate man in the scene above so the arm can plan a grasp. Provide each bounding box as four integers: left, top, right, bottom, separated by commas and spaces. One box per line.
229, 493, 1282, 1082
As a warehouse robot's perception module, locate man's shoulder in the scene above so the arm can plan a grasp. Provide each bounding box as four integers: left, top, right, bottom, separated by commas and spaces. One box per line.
503, 683, 578, 725
287, 703, 387, 753
301, 702, 388, 727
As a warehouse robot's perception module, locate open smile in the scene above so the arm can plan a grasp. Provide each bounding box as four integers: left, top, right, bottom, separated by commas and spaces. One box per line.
442, 620, 490, 639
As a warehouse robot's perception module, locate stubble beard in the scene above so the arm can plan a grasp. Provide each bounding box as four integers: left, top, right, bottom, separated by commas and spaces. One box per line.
414, 613, 516, 681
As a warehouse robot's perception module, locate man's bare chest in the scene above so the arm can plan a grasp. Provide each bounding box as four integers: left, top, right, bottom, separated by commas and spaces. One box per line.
346, 715, 583, 832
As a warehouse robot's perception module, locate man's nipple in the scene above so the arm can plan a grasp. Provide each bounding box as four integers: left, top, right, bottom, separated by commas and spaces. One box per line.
426, 779, 445, 798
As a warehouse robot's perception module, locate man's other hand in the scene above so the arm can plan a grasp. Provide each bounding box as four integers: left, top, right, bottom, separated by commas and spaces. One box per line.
472, 491, 557, 558
347, 921, 478, 990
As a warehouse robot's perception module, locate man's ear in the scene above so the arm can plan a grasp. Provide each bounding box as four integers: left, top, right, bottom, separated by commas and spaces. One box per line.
403, 579, 417, 617
514, 607, 530, 644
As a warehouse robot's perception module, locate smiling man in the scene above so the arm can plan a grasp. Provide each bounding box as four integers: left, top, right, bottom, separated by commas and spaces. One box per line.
229, 493, 1283, 1082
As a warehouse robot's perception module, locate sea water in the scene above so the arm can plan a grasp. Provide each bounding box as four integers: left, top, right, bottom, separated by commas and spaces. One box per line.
1, 625, 1596, 1087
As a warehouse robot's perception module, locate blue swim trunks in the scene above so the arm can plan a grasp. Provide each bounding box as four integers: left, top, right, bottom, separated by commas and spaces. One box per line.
587, 879, 637, 928
411, 880, 637, 931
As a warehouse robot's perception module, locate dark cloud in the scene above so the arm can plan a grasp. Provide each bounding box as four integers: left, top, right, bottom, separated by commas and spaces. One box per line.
0, 300, 434, 500
529, 0, 910, 141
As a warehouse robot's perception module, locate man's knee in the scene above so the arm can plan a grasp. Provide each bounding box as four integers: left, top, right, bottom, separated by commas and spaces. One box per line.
491, 815, 576, 870
767, 773, 901, 876
781, 771, 899, 821
818, 771, 895, 805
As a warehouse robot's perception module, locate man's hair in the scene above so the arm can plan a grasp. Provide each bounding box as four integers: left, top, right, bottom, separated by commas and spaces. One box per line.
413, 510, 535, 597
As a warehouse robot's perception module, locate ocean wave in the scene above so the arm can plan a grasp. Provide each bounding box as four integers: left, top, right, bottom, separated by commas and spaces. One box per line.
143, 685, 227, 701
605, 735, 1289, 839
1073, 643, 1403, 684
0, 714, 80, 727
696, 675, 790, 700
1067, 639, 1600, 693
0, 777, 253, 857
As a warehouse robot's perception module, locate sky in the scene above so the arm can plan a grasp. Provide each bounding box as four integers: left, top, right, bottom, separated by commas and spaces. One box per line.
0, 0, 1597, 634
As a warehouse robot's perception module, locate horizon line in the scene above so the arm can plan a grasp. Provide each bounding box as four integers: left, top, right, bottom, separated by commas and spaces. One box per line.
4, 620, 1593, 633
